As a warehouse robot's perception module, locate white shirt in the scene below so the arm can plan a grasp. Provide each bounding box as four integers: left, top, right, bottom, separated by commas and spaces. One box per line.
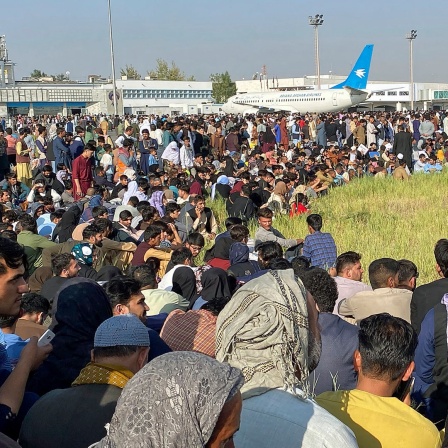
235, 388, 358, 448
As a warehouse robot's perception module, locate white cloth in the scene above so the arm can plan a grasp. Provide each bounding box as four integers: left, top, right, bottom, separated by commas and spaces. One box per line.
161, 141, 180, 164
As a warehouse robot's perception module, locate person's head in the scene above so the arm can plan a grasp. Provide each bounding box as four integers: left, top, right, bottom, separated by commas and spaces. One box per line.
216, 269, 320, 397
257, 207, 273, 231
82, 223, 103, 246
42, 165, 53, 176
192, 195, 205, 213
92, 205, 108, 219
257, 241, 283, 268
368, 258, 400, 289
51, 253, 80, 278
50, 209, 65, 225
143, 225, 163, 247
0, 237, 28, 316
132, 265, 157, 290
306, 213, 322, 232
301, 268, 338, 313
98, 351, 243, 448
291, 256, 312, 278
106, 276, 149, 322
229, 224, 249, 243
396, 259, 418, 291
170, 248, 193, 267
355, 313, 417, 389
185, 233, 205, 258
83, 142, 95, 159
434, 239, 448, 278
91, 314, 150, 374
335, 251, 364, 281
119, 210, 133, 228
18, 214, 37, 233
165, 202, 180, 220
20, 292, 50, 325
224, 217, 243, 230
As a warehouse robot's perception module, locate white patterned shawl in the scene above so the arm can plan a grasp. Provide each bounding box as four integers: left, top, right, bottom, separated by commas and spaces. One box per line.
95, 351, 244, 448
216, 269, 310, 399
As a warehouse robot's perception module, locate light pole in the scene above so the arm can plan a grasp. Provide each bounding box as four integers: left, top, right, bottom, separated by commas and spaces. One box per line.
107, 0, 118, 116
406, 29, 417, 111
308, 14, 324, 89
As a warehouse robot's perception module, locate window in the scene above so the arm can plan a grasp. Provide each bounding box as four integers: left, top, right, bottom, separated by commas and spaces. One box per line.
387, 91, 397, 96
375, 91, 385, 96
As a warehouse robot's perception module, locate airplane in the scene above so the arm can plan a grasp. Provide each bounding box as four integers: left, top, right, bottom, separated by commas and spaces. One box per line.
222, 44, 374, 115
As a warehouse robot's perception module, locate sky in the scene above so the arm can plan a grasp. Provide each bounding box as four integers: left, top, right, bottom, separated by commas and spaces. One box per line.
3, 0, 446, 85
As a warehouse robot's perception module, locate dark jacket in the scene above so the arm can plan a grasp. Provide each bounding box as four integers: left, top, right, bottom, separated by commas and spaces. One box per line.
411, 278, 448, 334
19, 384, 122, 448
309, 312, 359, 395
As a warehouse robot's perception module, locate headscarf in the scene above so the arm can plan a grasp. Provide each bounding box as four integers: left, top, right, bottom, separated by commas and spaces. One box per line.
172, 266, 197, 304
48, 124, 57, 141
56, 204, 82, 243
200, 268, 232, 302
96, 352, 244, 448
27, 278, 113, 396
273, 181, 288, 197
212, 237, 233, 260
216, 269, 310, 399
211, 175, 229, 200
56, 169, 67, 184
223, 157, 235, 177
28, 266, 53, 293
149, 190, 164, 217
72, 243, 94, 266
229, 242, 250, 265
123, 180, 148, 205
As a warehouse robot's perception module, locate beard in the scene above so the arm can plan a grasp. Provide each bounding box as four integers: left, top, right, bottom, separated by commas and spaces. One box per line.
308, 330, 322, 374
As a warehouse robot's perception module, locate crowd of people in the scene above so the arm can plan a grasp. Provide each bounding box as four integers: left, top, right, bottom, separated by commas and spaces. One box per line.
0, 109, 446, 447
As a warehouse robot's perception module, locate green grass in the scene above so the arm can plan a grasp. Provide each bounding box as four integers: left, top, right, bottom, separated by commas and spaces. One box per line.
207, 172, 448, 285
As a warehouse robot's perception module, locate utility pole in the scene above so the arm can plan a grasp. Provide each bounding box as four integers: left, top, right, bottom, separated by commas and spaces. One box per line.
308, 14, 324, 89
406, 30, 417, 111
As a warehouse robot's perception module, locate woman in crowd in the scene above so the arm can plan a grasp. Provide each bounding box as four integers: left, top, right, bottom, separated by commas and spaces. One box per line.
93, 351, 244, 448
27, 278, 113, 396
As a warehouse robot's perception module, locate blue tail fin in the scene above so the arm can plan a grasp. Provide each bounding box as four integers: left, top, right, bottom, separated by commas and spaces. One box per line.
330, 45, 374, 90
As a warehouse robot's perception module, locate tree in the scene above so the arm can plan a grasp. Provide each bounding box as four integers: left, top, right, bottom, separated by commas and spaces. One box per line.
147, 59, 195, 81
210, 72, 236, 103
30, 69, 47, 79
120, 64, 141, 80
54, 73, 67, 82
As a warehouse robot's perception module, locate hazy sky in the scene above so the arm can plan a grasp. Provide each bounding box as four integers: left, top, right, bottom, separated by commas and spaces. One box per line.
3, 0, 445, 84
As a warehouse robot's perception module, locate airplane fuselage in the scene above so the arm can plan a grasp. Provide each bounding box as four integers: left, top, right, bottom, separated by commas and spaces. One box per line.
222, 88, 369, 115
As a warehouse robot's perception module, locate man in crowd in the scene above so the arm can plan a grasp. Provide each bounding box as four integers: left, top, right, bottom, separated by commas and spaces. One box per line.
333, 251, 372, 315
411, 238, 448, 333
19, 314, 150, 448
254, 208, 302, 249
316, 313, 441, 447
338, 258, 413, 324
216, 269, 358, 447
302, 214, 337, 270
15, 293, 50, 340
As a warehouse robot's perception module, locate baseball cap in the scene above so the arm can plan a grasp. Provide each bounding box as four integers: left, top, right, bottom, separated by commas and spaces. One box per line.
94, 314, 150, 348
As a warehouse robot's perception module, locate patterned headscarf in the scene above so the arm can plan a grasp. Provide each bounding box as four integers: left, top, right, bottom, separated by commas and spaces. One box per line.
95, 351, 244, 448
216, 269, 310, 399
71, 243, 94, 266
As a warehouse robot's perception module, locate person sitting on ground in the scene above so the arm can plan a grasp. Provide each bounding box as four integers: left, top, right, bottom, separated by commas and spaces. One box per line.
107, 276, 171, 361
15, 293, 50, 340
333, 251, 372, 316
132, 264, 189, 316
161, 296, 231, 358
392, 156, 410, 180
411, 239, 448, 334
185, 195, 217, 240
316, 313, 441, 448
40, 253, 81, 308
229, 184, 257, 223
339, 258, 413, 324
396, 259, 419, 292
19, 314, 150, 448
227, 242, 262, 279
302, 213, 337, 270
0, 313, 31, 368
26, 181, 61, 208
92, 351, 244, 448
113, 210, 142, 243
254, 207, 303, 249
215, 217, 243, 242
300, 268, 359, 395
191, 267, 233, 311
216, 269, 358, 448
142, 222, 174, 278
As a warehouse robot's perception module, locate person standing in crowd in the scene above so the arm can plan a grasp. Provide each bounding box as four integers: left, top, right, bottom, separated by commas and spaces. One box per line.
72, 143, 94, 200
15, 129, 32, 188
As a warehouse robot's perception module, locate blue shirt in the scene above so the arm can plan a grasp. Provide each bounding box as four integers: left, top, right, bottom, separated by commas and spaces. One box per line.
302, 231, 337, 269
0, 331, 27, 369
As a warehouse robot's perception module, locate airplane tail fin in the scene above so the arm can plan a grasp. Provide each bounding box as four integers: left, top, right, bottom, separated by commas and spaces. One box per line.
331, 45, 374, 90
